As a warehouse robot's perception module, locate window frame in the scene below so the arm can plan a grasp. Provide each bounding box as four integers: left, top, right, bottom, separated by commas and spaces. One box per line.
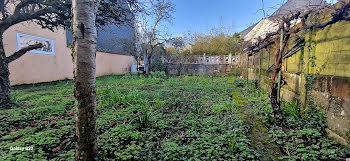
16, 32, 55, 55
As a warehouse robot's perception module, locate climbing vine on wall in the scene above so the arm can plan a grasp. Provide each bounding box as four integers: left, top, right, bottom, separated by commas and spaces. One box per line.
245, 1, 350, 119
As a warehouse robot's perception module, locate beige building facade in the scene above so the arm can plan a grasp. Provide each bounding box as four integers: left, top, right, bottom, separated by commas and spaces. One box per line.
3, 21, 133, 85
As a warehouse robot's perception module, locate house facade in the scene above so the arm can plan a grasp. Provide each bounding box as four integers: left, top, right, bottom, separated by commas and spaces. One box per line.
3, 20, 134, 85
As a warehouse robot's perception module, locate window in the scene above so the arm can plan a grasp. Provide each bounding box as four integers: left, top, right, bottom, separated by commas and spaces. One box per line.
16, 33, 55, 55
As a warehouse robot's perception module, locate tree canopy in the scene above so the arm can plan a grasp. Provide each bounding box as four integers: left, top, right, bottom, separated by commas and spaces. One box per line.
0, 0, 141, 32
0, 0, 142, 107
179, 32, 241, 56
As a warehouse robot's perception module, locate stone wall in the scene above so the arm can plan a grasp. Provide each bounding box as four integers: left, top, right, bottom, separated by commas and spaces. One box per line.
164, 54, 235, 75
238, 20, 350, 146
164, 54, 234, 65
166, 64, 231, 75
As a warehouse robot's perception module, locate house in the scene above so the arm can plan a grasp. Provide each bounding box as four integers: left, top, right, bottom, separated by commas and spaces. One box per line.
241, 0, 327, 43
3, 12, 135, 85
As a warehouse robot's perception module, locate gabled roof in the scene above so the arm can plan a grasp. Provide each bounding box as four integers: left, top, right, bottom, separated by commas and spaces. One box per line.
240, 23, 258, 40
241, 0, 328, 43
242, 18, 280, 44
272, 0, 327, 17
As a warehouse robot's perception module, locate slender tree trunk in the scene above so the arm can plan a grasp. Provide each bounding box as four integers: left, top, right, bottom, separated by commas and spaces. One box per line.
0, 34, 11, 107
246, 53, 249, 85
146, 56, 151, 75
258, 51, 262, 87
72, 0, 100, 160
136, 56, 139, 71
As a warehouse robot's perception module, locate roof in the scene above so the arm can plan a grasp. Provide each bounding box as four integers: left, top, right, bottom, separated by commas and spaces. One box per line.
242, 18, 280, 44
271, 0, 327, 17
240, 23, 258, 40
65, 0, 135, 55
240, 0, 328, 43
66, 24, 135, 55
96, 24, 135, 54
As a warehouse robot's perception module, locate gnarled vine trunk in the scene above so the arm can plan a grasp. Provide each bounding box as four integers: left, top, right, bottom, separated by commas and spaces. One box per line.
270, 26, 290, 118
72, 0, 100, 160
0, 35, 11, 107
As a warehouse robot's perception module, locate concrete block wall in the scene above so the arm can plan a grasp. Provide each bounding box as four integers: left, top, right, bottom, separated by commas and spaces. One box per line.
239, 20, 350, 145
166, 64, 231, 75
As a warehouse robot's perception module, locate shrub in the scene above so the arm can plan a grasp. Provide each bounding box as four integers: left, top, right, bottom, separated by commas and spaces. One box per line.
233, 79, 245, 88
150, 71, 166, 79
123, 72, 139, 79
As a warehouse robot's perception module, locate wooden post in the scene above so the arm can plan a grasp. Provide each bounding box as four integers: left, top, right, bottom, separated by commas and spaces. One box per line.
259, 51, 262, 87
253, 53, 255, 68
234, 52, 237, 76
277, 28, 283, 103
246, 52, 249, 88
228, 53, 232, 64
267, 47, 270, 69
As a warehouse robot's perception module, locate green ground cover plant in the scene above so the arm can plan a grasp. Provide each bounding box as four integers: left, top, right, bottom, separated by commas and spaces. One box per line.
0, 74, 348, 160
232, 78, 350, 161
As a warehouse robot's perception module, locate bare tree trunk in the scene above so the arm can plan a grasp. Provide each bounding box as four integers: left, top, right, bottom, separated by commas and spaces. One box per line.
0, 34, 11, 107
146, 56, 151, 75
136, 56, 139, 71
72, 0, 100, 160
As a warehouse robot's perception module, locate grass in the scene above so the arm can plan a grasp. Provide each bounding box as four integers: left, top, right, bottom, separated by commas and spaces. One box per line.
0, 75, 348, 160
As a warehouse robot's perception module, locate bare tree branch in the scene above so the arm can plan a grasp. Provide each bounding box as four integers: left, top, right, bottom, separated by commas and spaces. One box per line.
248, 2, 350, 54
137, 0, 175, 74
6, 43, 43, 63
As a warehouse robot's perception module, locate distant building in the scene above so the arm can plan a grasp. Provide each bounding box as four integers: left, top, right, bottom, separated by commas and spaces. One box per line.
240, 0, 328, 43
183, 43, 193, 54
4, 10, 135, 85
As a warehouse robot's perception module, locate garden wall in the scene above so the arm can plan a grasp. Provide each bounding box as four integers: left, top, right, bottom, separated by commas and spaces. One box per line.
238, 19, 350, 146
163, 54, 236, 75
166, 64, 231, 75
4, 21, 133, 85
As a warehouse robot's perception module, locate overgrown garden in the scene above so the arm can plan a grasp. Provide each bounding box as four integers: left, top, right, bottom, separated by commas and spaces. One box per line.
1, 73, 348, 160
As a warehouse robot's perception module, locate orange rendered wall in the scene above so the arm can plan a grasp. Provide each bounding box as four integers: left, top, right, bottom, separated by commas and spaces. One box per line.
3, 21, 132, 85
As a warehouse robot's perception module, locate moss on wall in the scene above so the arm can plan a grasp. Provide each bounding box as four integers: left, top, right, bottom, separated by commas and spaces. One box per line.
239, 16, 350, 144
